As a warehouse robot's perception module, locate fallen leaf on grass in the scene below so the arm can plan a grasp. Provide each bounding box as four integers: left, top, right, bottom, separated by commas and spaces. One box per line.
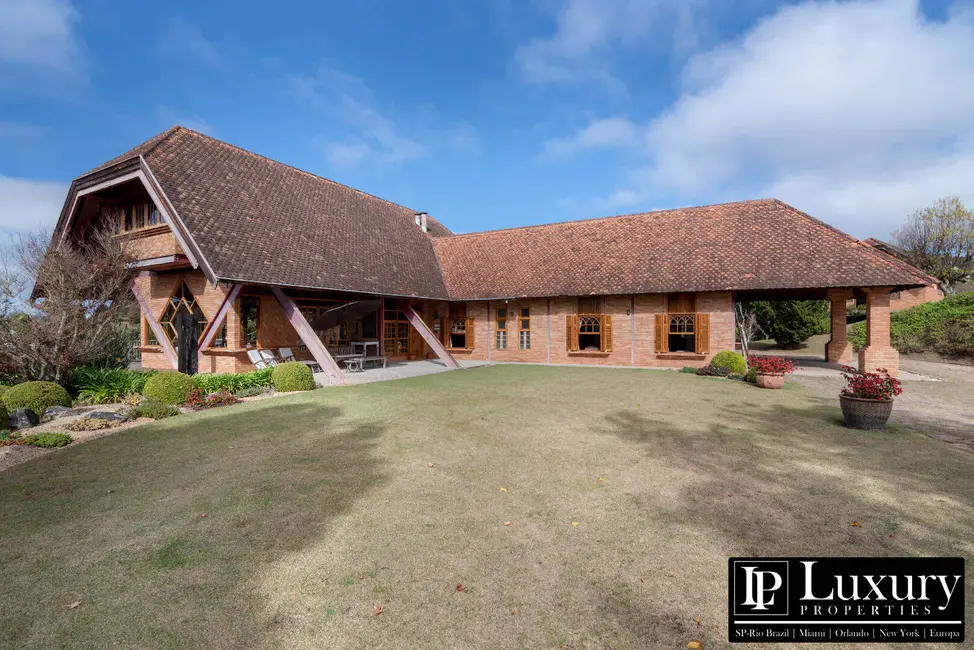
571, 522, 579, 527
687, 641, 702, 649
596, 477, 604, 482
695, 617, 702, 626
68, 601, 81, 609
374, 604, 385, 616
511, 608, 520, 615
359, 575, 364, 580
427, 463, 434, 468
503, 521, 512, 526
851, 521, 862, 527
456, 583, 466, 593
200, 513, 207, 518
499, 487, 508, 492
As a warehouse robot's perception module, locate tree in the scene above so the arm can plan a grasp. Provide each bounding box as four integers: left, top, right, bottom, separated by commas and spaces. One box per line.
893, 196, 974, 292
0, 216, 136, 384
741, 300, 830, 349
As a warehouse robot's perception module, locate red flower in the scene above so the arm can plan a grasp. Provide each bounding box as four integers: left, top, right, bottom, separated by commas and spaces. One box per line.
840, 367, 902, 401
747, 356, 795, 375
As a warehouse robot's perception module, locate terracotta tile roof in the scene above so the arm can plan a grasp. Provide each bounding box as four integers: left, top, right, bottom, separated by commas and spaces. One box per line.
130, 127, 450, 298
433, 200, 933, 299
74, 128, 932, 301
860, 238, 940, 286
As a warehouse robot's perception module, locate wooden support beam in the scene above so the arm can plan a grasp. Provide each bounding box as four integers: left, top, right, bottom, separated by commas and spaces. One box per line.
399, 301, 459, 368
131, 273, 178, 370
197, 283, 242, 367
271, 286, 347, 385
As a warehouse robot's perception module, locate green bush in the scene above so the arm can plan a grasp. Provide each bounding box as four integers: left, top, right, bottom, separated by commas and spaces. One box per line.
21, 433, 73, 448
744, 300, 831, 347
235, 385, 270, 398
2, 381, 72, 416
0, 401, 7, 427
129, 400, 180, 420
696, 365, 730, 377
679, 366, 697, 374
142, 372, 196, 405
193, 368, 274, 393
0, 385, 8, 399
69, 365, 155, 404
272, 362, 315, 392
849, 292, 974, 357
709, 350, 747, 375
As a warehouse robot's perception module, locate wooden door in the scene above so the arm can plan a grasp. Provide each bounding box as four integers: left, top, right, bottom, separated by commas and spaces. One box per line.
176, 311, 198, 375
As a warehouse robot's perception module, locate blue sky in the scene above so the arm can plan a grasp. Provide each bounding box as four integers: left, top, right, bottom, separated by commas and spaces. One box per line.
1, 0, 973, 239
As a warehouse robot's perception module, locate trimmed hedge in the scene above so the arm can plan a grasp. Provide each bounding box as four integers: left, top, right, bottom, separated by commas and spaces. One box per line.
710, 350, 747, 375
848, 292, 974, 357
193, 368, 274, 394
2, 381, 72, 417
272, 362, 315, 392
143, 372, 196, 405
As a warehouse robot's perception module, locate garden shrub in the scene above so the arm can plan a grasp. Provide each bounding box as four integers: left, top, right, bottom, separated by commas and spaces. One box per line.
0, 385, 8, 398
65, 416, 120, 432
193, 367, 274, 393
272, 362, 315, 392
129, 400, 180, 420
185, 389, 238, 410
235, 385, 270, 398
696, 365, 730, 377
21, 432, 73, 448
678, 366, 697, 374
744, 300, 831, 347
709, 350, 747, 375
0, 401, 7, 428
2, 381, 72, 417
848, 292, 974, 357
142, 372, 196, 405
69, 365, 155, 404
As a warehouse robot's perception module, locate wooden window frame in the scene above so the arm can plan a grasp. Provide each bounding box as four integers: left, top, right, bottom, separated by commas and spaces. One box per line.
495, 307, 508, 350
566, 313, 612, 353
239, 296, 261, 348
119, 201, 164, 234
442, 317, 475, 350
519, 307, 530, 350
654, 312, 710, 355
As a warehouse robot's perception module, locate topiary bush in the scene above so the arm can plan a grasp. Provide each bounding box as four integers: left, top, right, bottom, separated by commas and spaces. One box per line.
2, 381, 72, 417
129, 400, 180, 420
709, 350, 747, 375
272, 362, 315, 392
142, 372, 196, 405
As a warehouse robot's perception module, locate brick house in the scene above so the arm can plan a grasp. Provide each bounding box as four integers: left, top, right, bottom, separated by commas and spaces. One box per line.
854, 238, 943, 311
50, 127, 933, 381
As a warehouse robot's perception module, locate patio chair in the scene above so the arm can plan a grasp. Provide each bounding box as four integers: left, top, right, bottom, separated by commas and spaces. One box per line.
278, 347, 296, 362
258, 349, 280, 367
247, 349, 274, 369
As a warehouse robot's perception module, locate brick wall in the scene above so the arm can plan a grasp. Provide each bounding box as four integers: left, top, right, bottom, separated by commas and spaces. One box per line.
889, 284, 942, 311
119, 225, 182, 260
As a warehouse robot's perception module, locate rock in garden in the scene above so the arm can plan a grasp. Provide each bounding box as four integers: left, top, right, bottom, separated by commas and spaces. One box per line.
8, 409, 40, 430
86, 411, 128, 423
44, 406, 80, 419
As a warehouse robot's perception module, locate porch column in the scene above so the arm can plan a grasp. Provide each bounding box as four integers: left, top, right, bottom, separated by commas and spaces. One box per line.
398, 300, 459, 368
825, 289, 855, 365
858, 287, 899, 377
270, 287, 348, 385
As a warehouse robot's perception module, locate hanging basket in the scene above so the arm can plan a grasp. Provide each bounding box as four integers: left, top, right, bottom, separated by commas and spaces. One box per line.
839, 393, 894, 430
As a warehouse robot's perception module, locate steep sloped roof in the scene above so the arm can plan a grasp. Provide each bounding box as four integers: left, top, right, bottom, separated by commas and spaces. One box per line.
111, 127, 450, 298
433, 200, 933, 299
72, 127, 932, 301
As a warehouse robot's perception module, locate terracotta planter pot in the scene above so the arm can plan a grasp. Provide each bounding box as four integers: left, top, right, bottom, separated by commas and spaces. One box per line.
426, 352, 435, 359
407, 354, 416, 361
839, 393, 894, 430
755, 372, 785, 389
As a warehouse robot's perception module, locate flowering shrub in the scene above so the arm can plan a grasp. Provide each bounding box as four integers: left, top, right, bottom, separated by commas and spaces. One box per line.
184, 389, 238, 410
840, 367, 903, 401
748, 356, 795, 375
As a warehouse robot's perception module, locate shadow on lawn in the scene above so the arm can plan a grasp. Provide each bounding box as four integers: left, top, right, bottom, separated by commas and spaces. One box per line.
0, 400, 391, 650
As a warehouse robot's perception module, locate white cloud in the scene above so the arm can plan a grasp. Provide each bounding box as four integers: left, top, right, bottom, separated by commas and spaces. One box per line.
292, 66, 476, 167
0, 176, 67, 235
158, 19, 222, 67
0, 0, 81, 72
516, 0, 704, 85
556, 0, 974, 236
542, 116, 640, 157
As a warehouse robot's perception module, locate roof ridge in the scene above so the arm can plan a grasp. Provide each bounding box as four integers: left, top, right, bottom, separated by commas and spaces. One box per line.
169, 126, 422, 217
437, 198, 778, 240
75, 125, 183, 180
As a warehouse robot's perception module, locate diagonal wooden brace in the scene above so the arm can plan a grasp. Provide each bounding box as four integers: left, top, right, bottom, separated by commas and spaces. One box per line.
197, 283, 242, 368
131, 273, 178, 370
271, 286, 348, 385
398, 300, 459, 368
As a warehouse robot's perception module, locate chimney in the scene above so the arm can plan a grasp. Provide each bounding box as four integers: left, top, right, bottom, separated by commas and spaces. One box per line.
415, 212, 429, 233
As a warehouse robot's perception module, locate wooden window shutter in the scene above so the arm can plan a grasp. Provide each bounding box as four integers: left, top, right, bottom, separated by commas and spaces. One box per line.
466, 317, 475, 349
695, 313, 710, 355
566, 315, 579, 351
601, 315, 612, 352
654, 314, 668, 353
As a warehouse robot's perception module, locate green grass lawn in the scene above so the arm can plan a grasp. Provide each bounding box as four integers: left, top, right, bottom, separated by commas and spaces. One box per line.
1, 366, 972, 649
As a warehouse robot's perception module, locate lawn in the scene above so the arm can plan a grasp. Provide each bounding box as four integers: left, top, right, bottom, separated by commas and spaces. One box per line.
1, 365, 972, 649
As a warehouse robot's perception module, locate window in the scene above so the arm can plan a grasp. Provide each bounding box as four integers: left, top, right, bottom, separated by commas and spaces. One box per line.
654, 311, 710, 355
211, 317, 228, 348
519, 307, 530, 350
383, 299, 411, 356
578, 315, 601, 350
566, 313, 613, 352
144, 315, 159, 346
240, 297, 260, 347
120, 202, 163, 233
668, 314, 695, 353
495, 307, 507, 349
158, 281, 208, 347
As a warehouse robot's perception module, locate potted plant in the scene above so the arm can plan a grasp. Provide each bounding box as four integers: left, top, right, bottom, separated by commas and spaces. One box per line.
747, 356, 794, 389
839, 367, 903, 430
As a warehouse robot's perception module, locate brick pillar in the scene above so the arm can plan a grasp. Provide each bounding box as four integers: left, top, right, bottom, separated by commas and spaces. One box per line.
826, 289, 854, 365
857, 287, 899, 377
